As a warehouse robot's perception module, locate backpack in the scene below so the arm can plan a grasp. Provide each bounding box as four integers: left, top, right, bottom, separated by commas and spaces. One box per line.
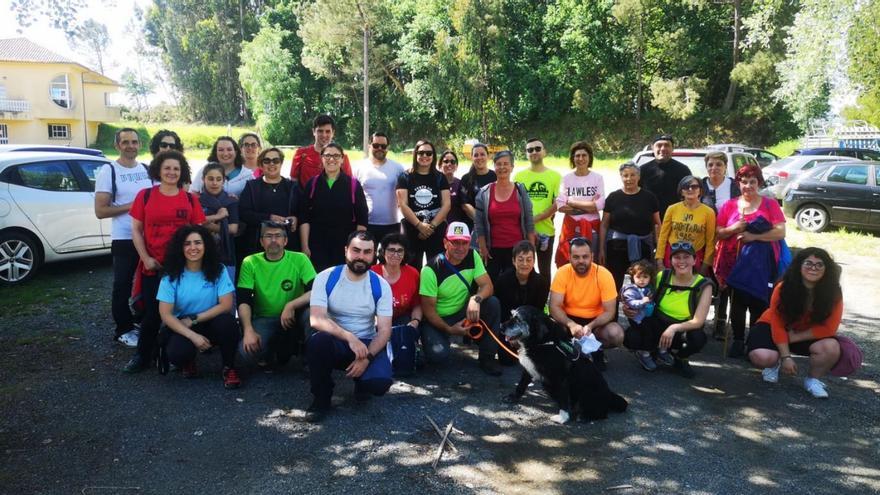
325, 264, 382, 307
309, 174, 359, 222
109, 162, 149, 202
143, 185, 194, 207
653, 269, 714, 317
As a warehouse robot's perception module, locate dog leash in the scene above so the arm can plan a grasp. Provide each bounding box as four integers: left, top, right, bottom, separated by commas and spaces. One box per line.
460, 319, 520, 361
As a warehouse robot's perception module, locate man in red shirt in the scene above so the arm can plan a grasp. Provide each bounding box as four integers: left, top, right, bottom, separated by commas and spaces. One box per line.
290, 114, 352, 185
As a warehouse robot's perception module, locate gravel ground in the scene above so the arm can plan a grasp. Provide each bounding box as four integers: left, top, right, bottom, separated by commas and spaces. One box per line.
0, 253, 878, 495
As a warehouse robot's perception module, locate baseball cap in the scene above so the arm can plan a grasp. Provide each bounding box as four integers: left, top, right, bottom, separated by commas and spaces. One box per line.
653, 134, 675, 146
446, 222, 471, 241
669, 241, 696, 257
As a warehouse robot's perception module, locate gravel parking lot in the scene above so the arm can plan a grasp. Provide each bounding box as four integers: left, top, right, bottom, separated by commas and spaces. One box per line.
0, 252, 877, 494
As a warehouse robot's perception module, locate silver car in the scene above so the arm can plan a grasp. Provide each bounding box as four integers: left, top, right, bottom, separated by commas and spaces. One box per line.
762, 155, 850, 200
0, 151, 112, 284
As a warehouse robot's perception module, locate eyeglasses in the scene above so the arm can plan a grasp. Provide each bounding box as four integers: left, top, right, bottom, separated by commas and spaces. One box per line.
158, 142, 177, 149
441, 159, 457, 164
322, 153, 343, 160
261, 233, 286, 240
261, 157, 282, 165
416, 150, 434, 157
670, 241, 694, 253
242, 141, 259, 148
802, 260, 826, 271
682, 184, 701, 191
385, 247, 405, 255
371, 143, 388, 150
526, 146, 543, 153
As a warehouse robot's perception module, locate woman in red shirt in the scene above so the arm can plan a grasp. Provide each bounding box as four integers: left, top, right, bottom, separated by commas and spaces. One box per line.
747, 247, 843, 398
125, 150, 206, 373
473, 150, 536, 282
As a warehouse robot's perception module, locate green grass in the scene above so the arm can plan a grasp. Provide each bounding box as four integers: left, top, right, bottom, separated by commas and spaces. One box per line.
768, 139, 800, 158
95, 121, 256, 160
784, 219, 880, 257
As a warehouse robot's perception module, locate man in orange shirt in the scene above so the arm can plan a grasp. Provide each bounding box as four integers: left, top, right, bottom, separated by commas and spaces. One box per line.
549, 237, 624, 370
290, 114, 352, 185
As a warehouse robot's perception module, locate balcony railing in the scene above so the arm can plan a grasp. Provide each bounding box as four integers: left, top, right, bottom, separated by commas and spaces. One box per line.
0, 99, 31, 113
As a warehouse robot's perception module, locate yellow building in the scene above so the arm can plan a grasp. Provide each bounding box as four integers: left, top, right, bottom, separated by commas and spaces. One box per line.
0, 37, 121, 147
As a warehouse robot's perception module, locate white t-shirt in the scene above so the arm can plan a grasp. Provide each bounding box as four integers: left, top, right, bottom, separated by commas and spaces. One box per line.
310, 266, 393, 339
190, 164, 255, 197
355, 158, 404, 225
94, 160, 153, 240
706, 177, 733, 212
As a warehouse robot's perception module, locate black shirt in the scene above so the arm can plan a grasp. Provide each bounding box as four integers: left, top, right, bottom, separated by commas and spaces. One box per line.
604, 188, 659, 236
460, 167, 497, 225
495, 269, 550, 318
638, 158, 690, 218
396, 170, 449, 221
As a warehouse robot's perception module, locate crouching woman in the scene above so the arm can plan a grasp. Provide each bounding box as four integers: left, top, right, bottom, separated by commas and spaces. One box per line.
158, 225, 242, 389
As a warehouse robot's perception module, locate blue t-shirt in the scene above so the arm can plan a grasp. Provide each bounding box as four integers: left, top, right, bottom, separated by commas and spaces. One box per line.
158, 267, 235, 317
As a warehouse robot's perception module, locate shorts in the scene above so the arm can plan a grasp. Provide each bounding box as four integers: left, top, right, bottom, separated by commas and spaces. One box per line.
746, 322, 817, 356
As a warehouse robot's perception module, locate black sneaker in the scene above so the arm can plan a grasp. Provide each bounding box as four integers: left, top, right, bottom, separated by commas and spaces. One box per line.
673, 357, 696, 379
713, 321, 727, 341
479, 358, 502, 376
591, 350, 607, 372
304, 400, 331, 423
122, 355, 148, 374
727, 339, 745, 359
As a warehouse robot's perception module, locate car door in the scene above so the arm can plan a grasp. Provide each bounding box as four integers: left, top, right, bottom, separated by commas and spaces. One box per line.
70, 159, 113, 247
8, 160, 105, 253
823, 164, 871, 225
870, 165, 880, 228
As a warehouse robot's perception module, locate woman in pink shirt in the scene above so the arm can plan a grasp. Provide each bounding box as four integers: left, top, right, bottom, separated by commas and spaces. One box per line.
555, 141, 605, 267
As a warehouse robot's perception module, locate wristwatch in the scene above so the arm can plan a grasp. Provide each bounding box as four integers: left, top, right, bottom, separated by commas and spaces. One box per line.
189, 314, 199, 325
472, 295, 483, 304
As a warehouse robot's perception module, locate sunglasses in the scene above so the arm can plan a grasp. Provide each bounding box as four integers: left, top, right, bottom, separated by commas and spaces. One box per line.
261, 157, 282, 165
526, 146, 543, 153
441, 158, 457, 164
670, 241, 694, 252
371, 143, 388, 150
416, 150, 434, 157
682, 184, 701, 191
569, 236, 590, 247
158, 142, 178, 149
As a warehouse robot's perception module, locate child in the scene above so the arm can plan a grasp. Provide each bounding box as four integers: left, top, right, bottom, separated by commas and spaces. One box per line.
622, 261, 672, 370
199, 163, 240, 283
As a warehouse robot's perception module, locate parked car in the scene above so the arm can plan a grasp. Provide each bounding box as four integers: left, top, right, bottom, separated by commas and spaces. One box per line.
633, 148, 760, 180
762, 155, 851, 200
0, 144, 105, 157
792, 147, 880, 161
0, 151, 112, 285
707, 144, 779, 167
783, 161, 880, 233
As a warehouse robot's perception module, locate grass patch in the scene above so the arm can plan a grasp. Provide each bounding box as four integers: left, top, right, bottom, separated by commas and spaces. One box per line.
784, 219, 880, 257
768, 139, 800, 158
95, 121, 256, 160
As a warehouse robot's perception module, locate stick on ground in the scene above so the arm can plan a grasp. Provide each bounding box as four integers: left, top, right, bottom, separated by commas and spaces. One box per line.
432, 420, 455, 469
425, 415, 458, 452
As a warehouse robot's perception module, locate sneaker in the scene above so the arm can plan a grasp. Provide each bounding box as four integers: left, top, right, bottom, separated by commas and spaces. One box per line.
304, 400, 331, 423
803, 377, 829, 399
116, 329, 140, 348
712, 322, 726, 341
762, 364, 780, 383
222, 367, 241, 389
182, 360, 198, 378
591, 350, 607, 372
673, 357, 696, 379
122, 354, 148, 374
727, 339, 745, 359
479, 358, 502, 377
655, 350, 675, 367
635, 351, 657, 371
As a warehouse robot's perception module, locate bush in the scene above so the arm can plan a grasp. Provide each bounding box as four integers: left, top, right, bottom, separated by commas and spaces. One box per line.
95, 122, 259, 153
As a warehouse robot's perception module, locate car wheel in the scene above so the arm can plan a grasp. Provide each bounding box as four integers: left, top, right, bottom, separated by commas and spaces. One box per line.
795, 205, 829, 233
0, 231, 42, 285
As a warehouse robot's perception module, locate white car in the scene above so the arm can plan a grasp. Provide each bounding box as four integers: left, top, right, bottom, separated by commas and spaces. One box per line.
762, 155, 851, 200
0, 151, 113, 284
632, 148, 759, 180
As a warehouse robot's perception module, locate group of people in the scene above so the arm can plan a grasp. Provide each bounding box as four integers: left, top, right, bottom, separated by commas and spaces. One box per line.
94, 120, 851, 423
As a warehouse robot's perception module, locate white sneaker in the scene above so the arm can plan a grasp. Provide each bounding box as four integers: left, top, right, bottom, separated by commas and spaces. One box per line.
116, 329, 139, 348
762, 364, 780, 383
803, 377, 829, 399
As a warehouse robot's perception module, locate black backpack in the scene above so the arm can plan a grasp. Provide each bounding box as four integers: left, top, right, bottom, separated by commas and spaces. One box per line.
653, 269, 714, 317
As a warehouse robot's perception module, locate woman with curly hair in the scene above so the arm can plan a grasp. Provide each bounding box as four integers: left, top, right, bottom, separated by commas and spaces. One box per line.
158, 225, 240, 389
747, 247, 843, 399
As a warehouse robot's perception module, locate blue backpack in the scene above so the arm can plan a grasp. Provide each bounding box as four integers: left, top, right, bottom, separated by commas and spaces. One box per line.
325, 264, 382, 307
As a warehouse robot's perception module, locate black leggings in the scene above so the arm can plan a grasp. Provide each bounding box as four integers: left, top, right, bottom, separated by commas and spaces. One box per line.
624, 314, 707, 359
404, 222, 445, 269
487, 247, 514, 283
730, 288, 768, 341
164, 313, 240, 368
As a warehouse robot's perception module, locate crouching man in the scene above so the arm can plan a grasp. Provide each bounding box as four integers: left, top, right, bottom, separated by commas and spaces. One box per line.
304, 230, 393, 422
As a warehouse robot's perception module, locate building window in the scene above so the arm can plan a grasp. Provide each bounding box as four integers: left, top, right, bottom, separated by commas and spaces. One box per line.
0, 124, 8, 145
49, 74, 71, 108
48, 124, 70, 140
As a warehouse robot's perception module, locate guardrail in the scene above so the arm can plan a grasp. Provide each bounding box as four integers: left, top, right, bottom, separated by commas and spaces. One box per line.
0, 99, 31, 112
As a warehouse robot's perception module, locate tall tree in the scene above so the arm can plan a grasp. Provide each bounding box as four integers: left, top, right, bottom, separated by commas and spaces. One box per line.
843, 0, 880, 125
67, 19, 110, 74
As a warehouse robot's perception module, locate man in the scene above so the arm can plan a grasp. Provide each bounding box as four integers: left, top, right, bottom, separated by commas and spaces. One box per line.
355, 132, 404, 242
238, 221, 316, 368
290, 114, 352, 185
94, 128, 152, 347
514, 137, 561, 281
549, 238, 624, 371
638, 134, 691, 218
304, 231, 393, 423
419, 222, 504, 376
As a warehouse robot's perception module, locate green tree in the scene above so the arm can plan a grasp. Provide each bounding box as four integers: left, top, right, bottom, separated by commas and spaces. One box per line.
843, 0, 880, 125
121, 69, 154, 112
67, 18, 110, 74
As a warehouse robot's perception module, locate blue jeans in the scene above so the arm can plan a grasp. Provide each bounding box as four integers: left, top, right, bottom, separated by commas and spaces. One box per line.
419, 296, 501, 364
306, 332, 392, 406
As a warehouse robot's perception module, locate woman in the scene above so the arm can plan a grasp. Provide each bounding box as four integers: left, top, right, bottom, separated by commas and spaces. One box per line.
474, 150, 536, 281
199, 163, 239, 281
555, 141, 604, 268
190, 136, 254, 197
372, 233, 423, 376
494, 240, 550, 319
714, 164, 786, 358
438, 150, 465, 224
623, 242, 713, 378
396, 140, 451, 269
747, 248, 843, 398
459, 143, 496, 230
655, 176, 716, 272
125, 150, 206, 373
299, 142, 369, 272
157, 225, 240, 389
700, 152, 741, 340
599, 162, 661, 303
239, 133, 263, 179
238, 147, 299, 258
149, 129, 183, 157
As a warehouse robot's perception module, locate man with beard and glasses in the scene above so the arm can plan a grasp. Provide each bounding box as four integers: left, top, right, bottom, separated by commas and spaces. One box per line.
303, 231, 393, 423
355, 132, 404, 242
237, 221, 316, 370
549, 237, 624, 371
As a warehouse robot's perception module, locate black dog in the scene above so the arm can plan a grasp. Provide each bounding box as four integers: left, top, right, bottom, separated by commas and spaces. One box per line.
501, 306, 628, 423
